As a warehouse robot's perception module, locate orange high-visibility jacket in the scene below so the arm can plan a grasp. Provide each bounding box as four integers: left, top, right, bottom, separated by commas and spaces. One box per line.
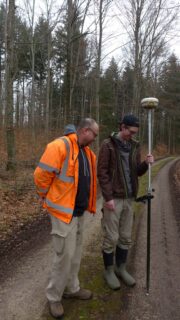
34, 129, 97, 224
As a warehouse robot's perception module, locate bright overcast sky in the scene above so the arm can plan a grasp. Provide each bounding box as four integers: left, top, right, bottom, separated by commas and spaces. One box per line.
16, 0, 180, 66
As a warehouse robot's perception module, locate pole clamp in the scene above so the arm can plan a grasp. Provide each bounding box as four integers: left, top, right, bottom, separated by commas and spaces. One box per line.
135, 193, 154, 203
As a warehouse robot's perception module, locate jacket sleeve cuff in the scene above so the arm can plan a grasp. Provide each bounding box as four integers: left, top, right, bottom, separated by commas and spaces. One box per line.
137, 161, 148, 176
103, 194, 113, 202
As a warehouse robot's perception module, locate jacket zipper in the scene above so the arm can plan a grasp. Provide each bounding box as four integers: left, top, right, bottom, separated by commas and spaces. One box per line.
130, 143, 138, 196
118, 152, 128, 198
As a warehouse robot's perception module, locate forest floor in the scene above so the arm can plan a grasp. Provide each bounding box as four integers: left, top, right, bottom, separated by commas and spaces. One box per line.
0, 157, 179, 320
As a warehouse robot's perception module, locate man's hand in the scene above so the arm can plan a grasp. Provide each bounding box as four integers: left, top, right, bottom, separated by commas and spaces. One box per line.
145, 154, 154, 165
104, 199, 115, 211
39, 197, 45, 207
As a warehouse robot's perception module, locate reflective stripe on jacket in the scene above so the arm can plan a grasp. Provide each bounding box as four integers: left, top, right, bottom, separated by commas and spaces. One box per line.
34, 133, 97, 224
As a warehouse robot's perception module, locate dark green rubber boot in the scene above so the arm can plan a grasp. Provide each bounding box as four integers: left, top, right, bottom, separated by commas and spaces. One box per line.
103, 251, 120, 290
115, 247, 136, 287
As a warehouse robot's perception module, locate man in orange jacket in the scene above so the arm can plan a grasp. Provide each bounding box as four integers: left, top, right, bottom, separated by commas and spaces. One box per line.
34, 118, 99, 319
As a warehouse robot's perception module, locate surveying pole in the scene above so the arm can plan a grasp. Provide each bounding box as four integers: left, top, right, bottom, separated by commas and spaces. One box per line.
136, 97, 159, 294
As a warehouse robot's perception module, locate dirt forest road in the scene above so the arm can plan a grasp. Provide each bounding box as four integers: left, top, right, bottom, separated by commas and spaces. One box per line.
119, 158, 180, 320
0, 158, 180, 320
0, 197, 102, 320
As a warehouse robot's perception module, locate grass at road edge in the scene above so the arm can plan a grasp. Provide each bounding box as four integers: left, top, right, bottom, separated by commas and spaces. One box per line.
133, 157, 175, 216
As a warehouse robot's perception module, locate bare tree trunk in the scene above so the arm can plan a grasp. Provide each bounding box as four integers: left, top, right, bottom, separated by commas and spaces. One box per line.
44, 0, 53, 138
30, 0, 35, 141
20, 74, 25, 127
172, 117, 176, 154
94, 0, 112, 149
45, 30, 51, 139
116, 0, 178, 115
69, 0, 91, 120
168, 116, 171, 154
132, 0, 144, 114
64, 0, 73, 125
4, 0, 16, 170
94, 0, 103, 150
25, 0, 36, 139
0, 43, 3, 128
95, 0, 103, 124
15, 81, 20, 128
56, 75, 63, 130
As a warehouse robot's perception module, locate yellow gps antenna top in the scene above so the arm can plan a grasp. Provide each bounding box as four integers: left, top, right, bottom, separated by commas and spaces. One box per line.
141, 97, 159, 110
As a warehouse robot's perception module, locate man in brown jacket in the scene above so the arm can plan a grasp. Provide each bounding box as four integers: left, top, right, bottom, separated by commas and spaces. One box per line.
97, 114, 154, 290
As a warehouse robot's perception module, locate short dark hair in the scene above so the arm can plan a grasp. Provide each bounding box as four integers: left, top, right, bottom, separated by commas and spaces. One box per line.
120, 114, 139, 128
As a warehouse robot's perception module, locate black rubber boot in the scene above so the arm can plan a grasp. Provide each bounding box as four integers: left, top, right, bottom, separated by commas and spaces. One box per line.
102, 251, 120, 290
115, 247, 136, 287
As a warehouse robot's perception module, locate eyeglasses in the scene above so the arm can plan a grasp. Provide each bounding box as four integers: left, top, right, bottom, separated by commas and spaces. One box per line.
125, 126, 138, 135
88, 127, 98, 138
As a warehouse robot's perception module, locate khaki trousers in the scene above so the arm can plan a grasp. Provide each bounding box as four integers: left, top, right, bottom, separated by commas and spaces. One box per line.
46, 215, 84, 303
102, 198, 134, 253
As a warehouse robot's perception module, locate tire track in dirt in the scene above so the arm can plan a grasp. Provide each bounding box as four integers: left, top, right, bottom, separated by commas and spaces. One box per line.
120, 158, 180, 320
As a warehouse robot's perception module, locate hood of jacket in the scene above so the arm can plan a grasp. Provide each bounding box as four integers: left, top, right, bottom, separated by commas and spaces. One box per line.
63, 124, 77, 136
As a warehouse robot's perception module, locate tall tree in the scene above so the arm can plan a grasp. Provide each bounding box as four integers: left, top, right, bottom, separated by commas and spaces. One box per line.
93, 0, 113, 148
115, 0, 178, 113
54, 0, 90, 125
24, 0, 36, 139
43, 0, 64, 137
4, 0, 16, 170
120, 63, 134, 114
158, 53, 180, 152
100, 57, 120, 137
0, 3, 6, 127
